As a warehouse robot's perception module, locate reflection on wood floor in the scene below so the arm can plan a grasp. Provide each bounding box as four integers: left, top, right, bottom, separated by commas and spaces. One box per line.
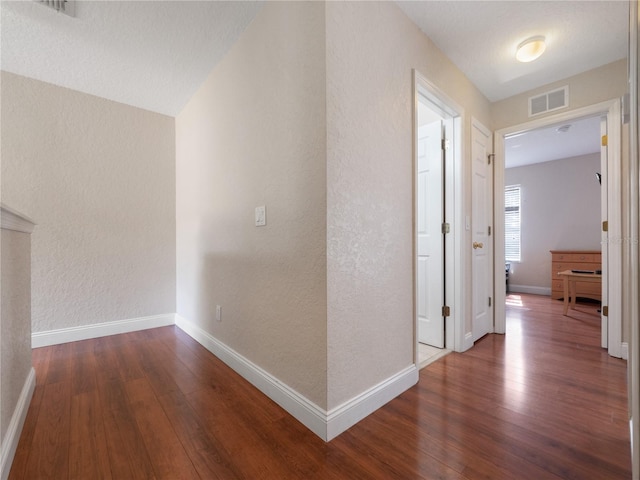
9, 293, 631, 479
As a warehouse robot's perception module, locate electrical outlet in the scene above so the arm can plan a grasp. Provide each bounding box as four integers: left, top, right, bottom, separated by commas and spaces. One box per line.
216, 305, 222, 322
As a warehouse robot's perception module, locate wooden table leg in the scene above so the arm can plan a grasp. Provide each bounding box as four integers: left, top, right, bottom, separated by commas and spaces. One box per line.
570, 279, 577, 311
563, 276, 569, 315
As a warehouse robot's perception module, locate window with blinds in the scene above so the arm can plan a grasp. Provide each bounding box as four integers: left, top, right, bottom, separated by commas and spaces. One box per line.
505, 185, 521, 262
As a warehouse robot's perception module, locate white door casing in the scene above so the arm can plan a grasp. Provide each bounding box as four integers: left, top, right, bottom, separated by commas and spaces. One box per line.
417, 120, 444, 347
604, 102, 623, 359
600, 115, 609, 349
471, 119, 494, 342
414, 70, 471, 357
627, 0, 639, 474
414, 70, 465, 356
493, 99, 623, 358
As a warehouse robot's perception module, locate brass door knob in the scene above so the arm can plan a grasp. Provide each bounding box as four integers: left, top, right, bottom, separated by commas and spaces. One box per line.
473, 241, 484, 249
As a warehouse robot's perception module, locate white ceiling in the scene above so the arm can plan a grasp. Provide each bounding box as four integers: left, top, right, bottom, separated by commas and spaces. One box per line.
0, 0, 629, 168
398, 1, 627, 168
397, 0, 628, 103
504, 115, 602, 168
1, 1, 263, 116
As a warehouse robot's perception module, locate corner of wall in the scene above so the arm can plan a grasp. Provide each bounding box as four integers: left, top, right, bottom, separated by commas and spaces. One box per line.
0, 368, 35, 480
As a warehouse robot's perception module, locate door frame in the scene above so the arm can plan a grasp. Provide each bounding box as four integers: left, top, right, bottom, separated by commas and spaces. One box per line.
627, 0, 639, 473
413, 70, 465, 358
493, 99, 624, 359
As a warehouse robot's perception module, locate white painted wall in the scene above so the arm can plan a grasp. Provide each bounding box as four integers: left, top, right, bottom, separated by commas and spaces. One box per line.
325, 1, 491, 408
177, 0, 494, 418
505, 154, 601, 292
492, 60, 627, 130
0, 206, 36, 478
0, 228, 32, 448
1, 72, 176, 335
0, 0, 629, 447
176, 2, 328, 408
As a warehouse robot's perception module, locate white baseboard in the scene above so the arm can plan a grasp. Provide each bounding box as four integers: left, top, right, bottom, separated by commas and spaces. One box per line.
1, 367, 36, 480
509, 284, 552, 296
462, 331, 474, 352
31, 313, 175, 348
622, 342, 629, 360
175, 315, 418, 441
326, 365, 418, 441
175, 315, 328, 438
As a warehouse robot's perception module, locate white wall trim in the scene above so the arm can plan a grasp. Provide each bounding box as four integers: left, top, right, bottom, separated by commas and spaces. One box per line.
1, 367, 35, 480
31, 313, 175, 348
494, 99, 624, 360
175, 315, 328, 438
413, 69, 466, 354
326, 365, 418, 441
622, 342, 629, 361
175, 314, 418, 442
604, 98, 623, 359
508, 285, 552, 296
463, 331, 474, 352
0, 204, 35, 234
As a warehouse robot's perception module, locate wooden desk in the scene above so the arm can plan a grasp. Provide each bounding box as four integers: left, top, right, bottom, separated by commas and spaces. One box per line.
557, 270, 602, 315
551, 251, 601, 300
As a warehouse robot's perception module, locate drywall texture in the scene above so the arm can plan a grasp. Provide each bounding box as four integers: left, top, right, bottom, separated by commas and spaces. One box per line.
176, 2, 328, 408
505, 153, 601, 290
325, 1, 491, 408
1, 72, 176, 334
1, 227, 32, 444
492, 60, 628, 130
1, 1, 263, 116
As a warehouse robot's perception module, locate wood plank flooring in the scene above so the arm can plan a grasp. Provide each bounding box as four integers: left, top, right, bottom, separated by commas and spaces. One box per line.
9, 294, 631, 479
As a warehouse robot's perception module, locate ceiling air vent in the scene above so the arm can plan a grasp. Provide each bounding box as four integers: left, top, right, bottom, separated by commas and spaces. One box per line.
34, 0, 75, 17
528, 86, 568, 117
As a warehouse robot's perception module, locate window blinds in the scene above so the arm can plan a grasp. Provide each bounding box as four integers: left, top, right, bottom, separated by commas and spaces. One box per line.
505, 185, 521, 262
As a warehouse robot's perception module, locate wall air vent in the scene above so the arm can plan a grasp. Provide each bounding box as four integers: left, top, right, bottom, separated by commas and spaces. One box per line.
34, 0, 75, 17
528, 86, 568, 117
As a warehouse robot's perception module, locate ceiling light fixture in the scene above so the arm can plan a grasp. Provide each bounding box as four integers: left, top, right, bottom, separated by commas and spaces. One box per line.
516, 36, 546, 63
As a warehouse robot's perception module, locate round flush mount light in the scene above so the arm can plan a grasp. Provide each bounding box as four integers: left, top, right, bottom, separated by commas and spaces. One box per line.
516, 36, 546, 63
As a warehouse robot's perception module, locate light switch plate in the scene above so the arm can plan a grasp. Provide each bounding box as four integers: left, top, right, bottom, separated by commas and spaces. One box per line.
255, 205, 266, 226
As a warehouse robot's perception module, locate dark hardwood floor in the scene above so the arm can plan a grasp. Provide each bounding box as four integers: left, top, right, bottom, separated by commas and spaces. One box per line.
9, 294, 631, 479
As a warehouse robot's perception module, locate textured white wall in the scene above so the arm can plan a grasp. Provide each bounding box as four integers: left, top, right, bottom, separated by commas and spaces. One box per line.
505, 154, 601, 290
492, 60, 628, 130
1, 72, 176, 334
325, 1, 491, 408
176, 2, 328, 408
1, 228, 32, 444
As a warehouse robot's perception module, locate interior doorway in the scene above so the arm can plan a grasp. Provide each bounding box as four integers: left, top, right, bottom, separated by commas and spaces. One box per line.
416, 107, 445, 348
413, 70, 463, 365
494, 100, 624, 359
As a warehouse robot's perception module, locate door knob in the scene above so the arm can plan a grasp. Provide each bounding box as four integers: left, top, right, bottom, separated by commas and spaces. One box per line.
473, 242, 484, 249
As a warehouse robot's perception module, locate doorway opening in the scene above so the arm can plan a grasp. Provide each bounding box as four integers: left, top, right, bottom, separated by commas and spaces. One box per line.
413, 71, 463, 367
494, 100, 624, 359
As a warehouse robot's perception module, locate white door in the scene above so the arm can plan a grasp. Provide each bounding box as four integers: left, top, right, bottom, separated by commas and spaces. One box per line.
471, 119, 494, 342
417, 120, 444, 347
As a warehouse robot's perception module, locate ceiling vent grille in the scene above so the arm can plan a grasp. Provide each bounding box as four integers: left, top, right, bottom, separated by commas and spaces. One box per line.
34, 0, 75, 17
528, 86, 568, 117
